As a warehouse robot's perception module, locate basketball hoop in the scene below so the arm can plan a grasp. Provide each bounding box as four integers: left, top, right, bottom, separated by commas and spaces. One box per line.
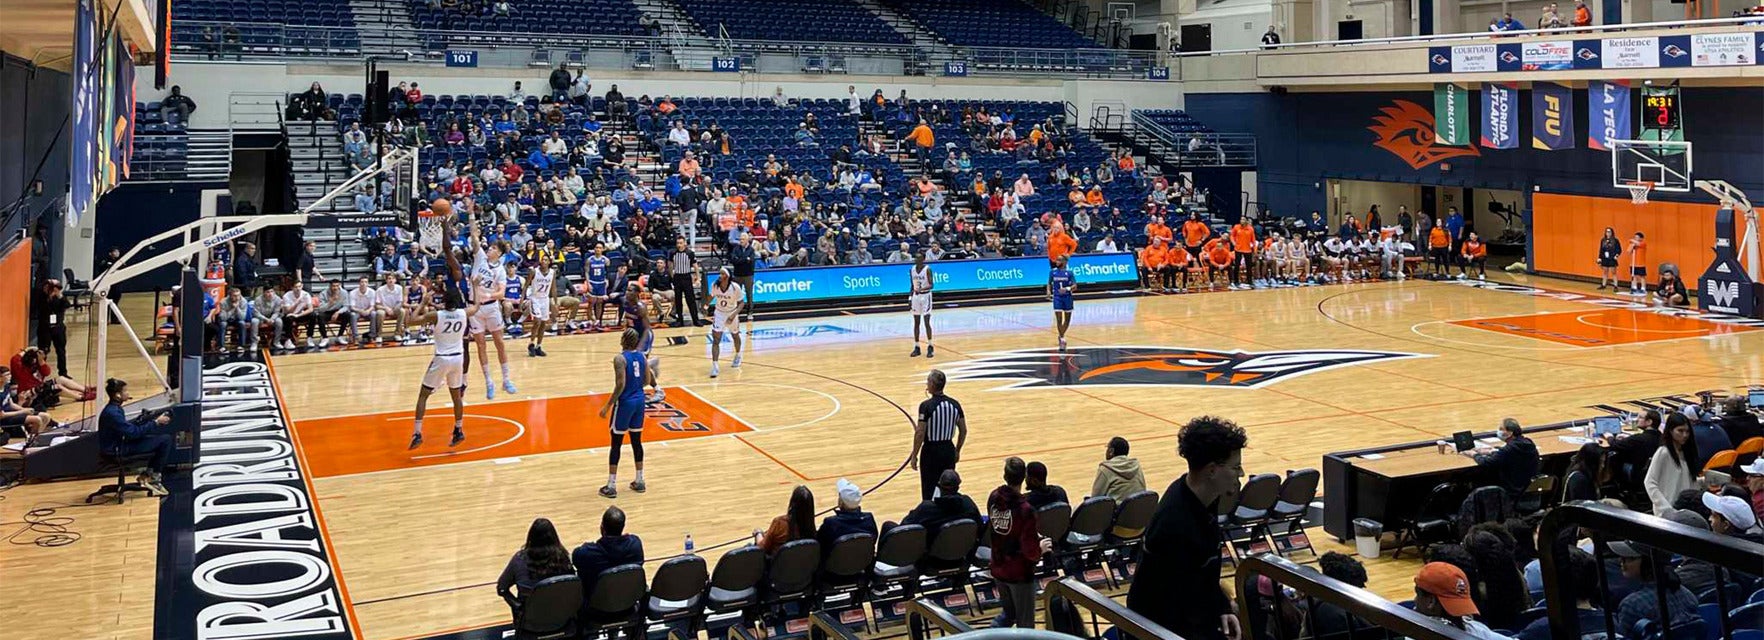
1624, 180, 1654, 205
417, 207, 450, 252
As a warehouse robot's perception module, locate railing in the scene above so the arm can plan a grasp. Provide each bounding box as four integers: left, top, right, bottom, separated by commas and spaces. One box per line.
808, 610, 861, 640
167, 20, 1158, 78
1235, 554, 1480, 640
1039, 577, 1177, 640
1131, 111, 1257, 168
1176, 14, 1764, 56
905, 598, 974, 639
1538, 501, 1764, 640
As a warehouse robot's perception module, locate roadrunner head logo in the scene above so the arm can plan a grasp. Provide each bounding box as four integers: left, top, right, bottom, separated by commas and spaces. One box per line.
940, 346, 1428, 390
1367, 100, 1481, 170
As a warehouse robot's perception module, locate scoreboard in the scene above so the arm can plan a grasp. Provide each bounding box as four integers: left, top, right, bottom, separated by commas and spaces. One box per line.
1643, 90, 1680, 130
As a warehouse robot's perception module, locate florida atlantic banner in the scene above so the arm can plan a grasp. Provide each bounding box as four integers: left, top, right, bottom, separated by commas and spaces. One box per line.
1433, 83, 1469, 147
1587, 80, 1630, 151
1480, 83, 1518, 150
1531, 82, 1575, 151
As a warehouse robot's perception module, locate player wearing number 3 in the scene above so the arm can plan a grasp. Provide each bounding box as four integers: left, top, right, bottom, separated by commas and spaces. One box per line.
599, 328, 655, 499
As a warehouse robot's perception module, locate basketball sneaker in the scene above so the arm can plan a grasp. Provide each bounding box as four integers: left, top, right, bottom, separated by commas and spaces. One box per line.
408, 433, 423, 450
599, 485, 617, 499
926, 345, 934, 358
535, 345, 548, 357
709, 363, 720, 378
731, 353, 742, 368
646, 388, 666, 404
630, 480, 647, 493
909, 346, 922, 357
502, 379, 517, 395
450, 427, 465, 447
527, 343, 539, 357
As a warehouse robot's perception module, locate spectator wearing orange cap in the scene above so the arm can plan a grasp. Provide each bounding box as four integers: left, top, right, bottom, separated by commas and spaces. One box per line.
1414, 563, 1505, 639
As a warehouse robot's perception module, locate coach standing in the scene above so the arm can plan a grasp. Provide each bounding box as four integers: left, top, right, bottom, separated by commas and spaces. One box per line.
910, 370, 967, 501
668, 237, 702, 327
726, 233, 758, 328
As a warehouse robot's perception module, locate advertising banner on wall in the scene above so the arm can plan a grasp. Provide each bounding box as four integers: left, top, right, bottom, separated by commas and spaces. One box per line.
1520, 41, 1574, 70
1690, 33, 1755, 66
1434, 83, 1469, 147
1531, 82, 1575, 151
1586, 80, 1630, 151
1424, 33, 1764, 72
1480, 83, 1518, 150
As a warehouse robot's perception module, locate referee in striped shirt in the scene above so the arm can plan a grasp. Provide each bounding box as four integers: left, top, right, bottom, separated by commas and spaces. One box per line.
910, 369, 967, 501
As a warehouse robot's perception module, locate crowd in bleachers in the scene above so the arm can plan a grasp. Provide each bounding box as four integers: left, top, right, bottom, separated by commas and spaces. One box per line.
881, 0, 1100, 49
407, 0, 650, 36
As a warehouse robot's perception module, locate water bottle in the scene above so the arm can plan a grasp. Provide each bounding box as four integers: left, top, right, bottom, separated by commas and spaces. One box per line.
684, 533, 694, 553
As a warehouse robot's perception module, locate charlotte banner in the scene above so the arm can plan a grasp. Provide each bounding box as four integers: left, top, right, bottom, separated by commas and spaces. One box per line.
1587, 80, 1630, 151
1434, 83, 1469, 147
1480, 83, 1518, 150
70, 0, 137, 227
1531, 82, 1575, 151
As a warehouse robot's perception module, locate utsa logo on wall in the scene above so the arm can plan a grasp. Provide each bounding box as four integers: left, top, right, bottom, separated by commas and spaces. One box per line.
940, 346, 1427, 390
1367, 100, 1481, 169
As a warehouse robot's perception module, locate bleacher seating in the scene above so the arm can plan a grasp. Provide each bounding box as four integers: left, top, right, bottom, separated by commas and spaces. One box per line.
673, 0, 907, 45
130, 102, 189, 181
169, 0, 363, 55
1136, 109, 1216, 136
406, 0, 647, 38
882, 0, 1100, 49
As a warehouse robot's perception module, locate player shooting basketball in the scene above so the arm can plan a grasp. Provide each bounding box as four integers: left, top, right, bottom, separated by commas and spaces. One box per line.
525, 252, 558, 357
466, 218, 518, 398
411, 218, 474, 450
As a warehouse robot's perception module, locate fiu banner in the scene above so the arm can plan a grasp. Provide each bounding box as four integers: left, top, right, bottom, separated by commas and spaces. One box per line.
1433, 83, 1469, 147
1587, 80, 1630, 151
1531, 82, 1575, 151
1480, 83, 1518, 150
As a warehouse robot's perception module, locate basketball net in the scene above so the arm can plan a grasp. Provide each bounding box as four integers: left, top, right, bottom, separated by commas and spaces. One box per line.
1625, 180, 1654, 205
418, 209, 449, 253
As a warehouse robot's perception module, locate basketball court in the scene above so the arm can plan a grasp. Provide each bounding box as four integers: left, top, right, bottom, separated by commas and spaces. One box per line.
246, 273, 1762, 639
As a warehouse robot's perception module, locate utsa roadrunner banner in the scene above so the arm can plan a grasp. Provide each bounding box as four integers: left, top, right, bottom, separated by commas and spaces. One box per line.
1531, 82, 1575, 151
1587, 80, 1630, 151
1433, 83, 1469, 147
1480, 83, 1518, 150
164, 362, 358, 640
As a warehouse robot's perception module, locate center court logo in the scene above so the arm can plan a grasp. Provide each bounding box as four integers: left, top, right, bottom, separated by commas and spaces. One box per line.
940, 346, 1428, 390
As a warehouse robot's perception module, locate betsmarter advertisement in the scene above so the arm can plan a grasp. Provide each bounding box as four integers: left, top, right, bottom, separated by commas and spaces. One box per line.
707, 254, 1140, 305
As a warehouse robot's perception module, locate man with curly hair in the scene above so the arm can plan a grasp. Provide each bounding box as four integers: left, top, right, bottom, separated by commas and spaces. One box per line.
1127, 415, 1248, 640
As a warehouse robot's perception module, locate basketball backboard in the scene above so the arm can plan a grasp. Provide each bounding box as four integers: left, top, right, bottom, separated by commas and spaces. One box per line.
1610, 139, 1693, 193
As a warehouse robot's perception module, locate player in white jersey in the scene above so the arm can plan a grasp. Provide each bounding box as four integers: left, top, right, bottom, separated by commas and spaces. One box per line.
526, 253, 557, 357
411, 223, 474, 449
908, 250, 934, 358
467, 223, 518, 399
1284, 235, 1311, 283
374, 274, 406, 342
708, 267, 744, 378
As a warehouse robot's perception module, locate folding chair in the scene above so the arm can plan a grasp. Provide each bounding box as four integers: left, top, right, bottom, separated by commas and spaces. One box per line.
1268, 469, 1320, 558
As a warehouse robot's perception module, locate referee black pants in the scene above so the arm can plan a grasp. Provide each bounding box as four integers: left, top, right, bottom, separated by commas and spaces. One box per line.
37, 324, 68, 376
671, 274, 700, 325
919, 441, 957, 502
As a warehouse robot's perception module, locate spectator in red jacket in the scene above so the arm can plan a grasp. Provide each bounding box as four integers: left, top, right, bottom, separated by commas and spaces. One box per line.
11, 347, 96, 407
988, 457, 1051, 628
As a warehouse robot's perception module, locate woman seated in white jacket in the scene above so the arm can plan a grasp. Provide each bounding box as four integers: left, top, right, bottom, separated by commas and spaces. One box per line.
1644, 412, 1700, 516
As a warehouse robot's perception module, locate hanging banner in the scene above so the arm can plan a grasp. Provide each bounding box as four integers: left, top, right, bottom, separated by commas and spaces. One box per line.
1531, 82, 1575, 151
1433, 83, 1469, 147
1587, 80, 1630, 151
1480, 83, 1518, 150
71, 0, 97, 227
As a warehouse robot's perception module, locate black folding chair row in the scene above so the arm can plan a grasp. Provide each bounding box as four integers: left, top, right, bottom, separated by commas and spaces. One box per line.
1221, 468, 1322, 566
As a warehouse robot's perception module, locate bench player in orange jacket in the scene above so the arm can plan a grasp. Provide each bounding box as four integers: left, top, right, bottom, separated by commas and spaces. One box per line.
1459, 232, 1488, 280
1228, 219, 1257, 290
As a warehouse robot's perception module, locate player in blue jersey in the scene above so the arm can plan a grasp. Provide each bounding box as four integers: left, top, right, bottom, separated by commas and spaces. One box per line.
585, 243, 611, 329
598, 327, 655, 498
1049, 256, 1077, 352
502, 262, 526, 336
621, 276, 665, 405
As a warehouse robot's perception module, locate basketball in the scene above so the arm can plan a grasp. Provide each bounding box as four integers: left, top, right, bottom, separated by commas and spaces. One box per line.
430, 198, 453, 217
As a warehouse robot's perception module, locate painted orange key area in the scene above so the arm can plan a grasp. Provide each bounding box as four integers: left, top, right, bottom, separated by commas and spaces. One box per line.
294, 386, 752, 477
1449, 308, 1755, 346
